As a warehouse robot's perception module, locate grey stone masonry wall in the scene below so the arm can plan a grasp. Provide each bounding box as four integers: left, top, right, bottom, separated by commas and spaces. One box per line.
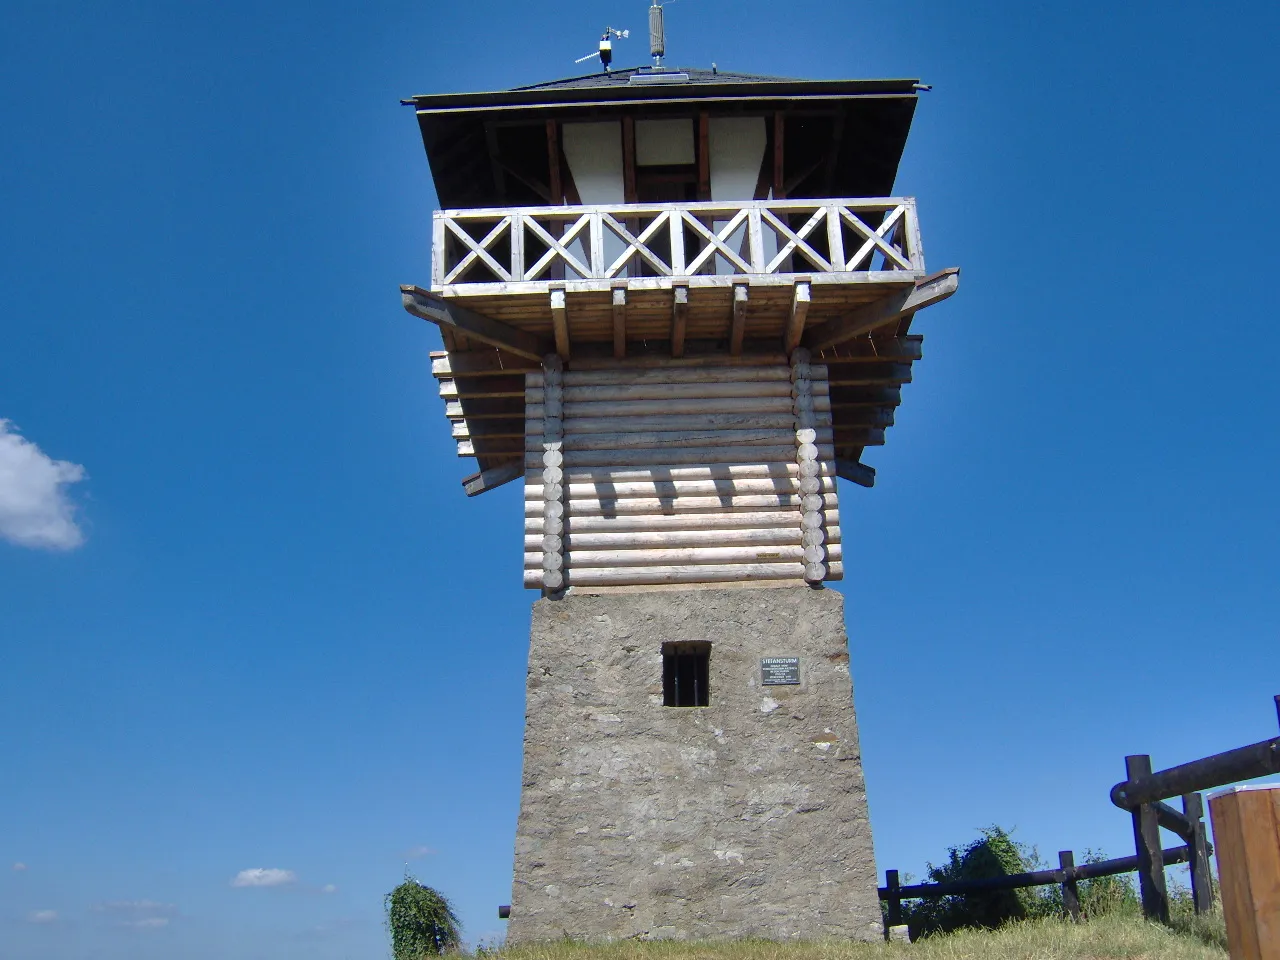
507, 585, 881, 943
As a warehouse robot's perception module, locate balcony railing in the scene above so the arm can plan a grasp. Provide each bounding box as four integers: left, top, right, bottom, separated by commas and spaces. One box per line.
431, 198, 925, 295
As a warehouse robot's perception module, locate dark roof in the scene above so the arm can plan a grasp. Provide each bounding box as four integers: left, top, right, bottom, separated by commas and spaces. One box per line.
403, 73, 920, 112
512, 66, 792, 91
405, 70, 922, 209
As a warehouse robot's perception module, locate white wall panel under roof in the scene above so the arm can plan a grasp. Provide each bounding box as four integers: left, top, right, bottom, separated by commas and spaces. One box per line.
635, 118, 695, 166
709, 117, 769, 273
562, 121, 625, 203
709, 117, 767, 201
562, 122, 625, 277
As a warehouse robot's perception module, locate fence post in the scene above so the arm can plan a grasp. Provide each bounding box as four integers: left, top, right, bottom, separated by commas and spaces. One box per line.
1126, 754, 1170, 922
1182, 792, 1215, 915
1059, 850, 1081, 921
884, 869, 903, 940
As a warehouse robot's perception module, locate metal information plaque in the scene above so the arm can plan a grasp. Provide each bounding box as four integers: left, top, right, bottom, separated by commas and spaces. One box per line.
761, 657, 801, 686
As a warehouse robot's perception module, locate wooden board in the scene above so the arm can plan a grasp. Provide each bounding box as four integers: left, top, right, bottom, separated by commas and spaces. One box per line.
1208, 786, 1280, 960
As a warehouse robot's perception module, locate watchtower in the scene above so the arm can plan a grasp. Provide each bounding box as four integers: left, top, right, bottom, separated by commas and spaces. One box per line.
400, 57, 957, 942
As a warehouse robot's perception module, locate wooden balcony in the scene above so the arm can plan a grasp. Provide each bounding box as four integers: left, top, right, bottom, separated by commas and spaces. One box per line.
433, 197, 925, 293
418, 197, 946, 361
402, 196, 959, 495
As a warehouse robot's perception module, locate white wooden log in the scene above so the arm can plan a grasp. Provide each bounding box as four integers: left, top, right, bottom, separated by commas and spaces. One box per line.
525, 492, 836, 516
525, 527, 804, 551
524, 444, 836, 468
557, 382, 795, 402
526, 541, 842, 567
549, 462, 834, 483
527, 366, 798, 387
525, 509, 840, 534
524, 428, 832, 452
519, 560, 839, 591
527, 412, 830, 435
523, 561, 808, 589
565, 352, 789, 371
528, 396, 832, 419
525, 384, 828, 405
525, 476, 837, 501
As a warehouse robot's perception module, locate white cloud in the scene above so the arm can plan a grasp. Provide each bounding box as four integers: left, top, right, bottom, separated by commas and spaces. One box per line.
93, 900, 177, 929
12, 862, 27, 871
0, 420, 86, 550
231, 868, 297, 888
121, 917, 169, 929
95, 900, 177, 916
321, 884, 337, 894
405, 845, 436, 859
29, 909, 58, 924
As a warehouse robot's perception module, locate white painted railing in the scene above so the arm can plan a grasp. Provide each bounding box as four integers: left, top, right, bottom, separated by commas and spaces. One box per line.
432, 198, 924, 294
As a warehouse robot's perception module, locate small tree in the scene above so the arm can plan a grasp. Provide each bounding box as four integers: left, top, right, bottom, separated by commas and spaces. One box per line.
385, 876, 461, 958
904, 825, 1057, 938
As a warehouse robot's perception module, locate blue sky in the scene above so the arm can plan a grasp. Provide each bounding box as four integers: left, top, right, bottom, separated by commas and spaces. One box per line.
2, 0, 1278, 957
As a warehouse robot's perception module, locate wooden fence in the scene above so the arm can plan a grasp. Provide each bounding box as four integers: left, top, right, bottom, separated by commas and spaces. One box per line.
878, 693, 1280, 939
432, 197, 925, 295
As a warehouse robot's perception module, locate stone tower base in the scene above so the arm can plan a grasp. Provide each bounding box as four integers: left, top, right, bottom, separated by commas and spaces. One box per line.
507, 585, 881, 942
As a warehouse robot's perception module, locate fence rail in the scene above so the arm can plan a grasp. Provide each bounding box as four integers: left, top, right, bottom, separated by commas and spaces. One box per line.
880, 693, 1280, 940
432, 198, 925, 294
879, 843, 1200, 937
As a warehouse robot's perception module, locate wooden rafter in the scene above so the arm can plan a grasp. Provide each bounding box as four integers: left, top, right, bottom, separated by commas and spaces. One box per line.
836, 459, 876, 488
462, 459, 524, 497
671, 285, 689, 358
612, 286, 627, 360
784, 281, 811, 353
729, 284, 749, 356
550, 287, 570, 360
803, 268, 960, 350
401, 285, 549, 360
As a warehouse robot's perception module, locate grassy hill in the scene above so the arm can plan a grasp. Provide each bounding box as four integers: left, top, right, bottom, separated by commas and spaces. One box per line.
489, 912, 1228, 960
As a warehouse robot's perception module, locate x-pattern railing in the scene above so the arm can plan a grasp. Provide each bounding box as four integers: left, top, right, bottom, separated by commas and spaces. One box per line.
432, 198, 924, 291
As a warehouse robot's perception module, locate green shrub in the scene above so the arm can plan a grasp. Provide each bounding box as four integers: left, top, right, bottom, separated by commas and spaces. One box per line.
902, 825, 1058, 938
386, 876, 462, 958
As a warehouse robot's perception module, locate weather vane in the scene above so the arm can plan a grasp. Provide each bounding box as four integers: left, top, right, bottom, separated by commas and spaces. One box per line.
574, 26, 630, 72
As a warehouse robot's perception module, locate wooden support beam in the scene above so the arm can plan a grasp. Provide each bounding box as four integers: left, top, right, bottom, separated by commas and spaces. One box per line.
401, 285, 548, 361
431, 350, 538, 378
804, 268, 960, 350
730, 284, 749, 356
697, 112, 711, 201
784, 280, 811, 353
461, 459, 523, 497
836, 459, 876, 488
671, 285, 689, 358
818, 335, 923, 364
484, 123, 506, 202
550, 287, 570, 360
772, 113, 786, 199
622, 117, 637, 203
546, 120, 562, 203
611, 286, 627, 360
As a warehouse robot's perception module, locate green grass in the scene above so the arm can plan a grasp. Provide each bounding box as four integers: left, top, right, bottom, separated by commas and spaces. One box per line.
486, 912, 1227, 960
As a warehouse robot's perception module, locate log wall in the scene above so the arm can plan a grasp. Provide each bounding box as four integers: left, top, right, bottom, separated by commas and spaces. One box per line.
524, 352, 842, 590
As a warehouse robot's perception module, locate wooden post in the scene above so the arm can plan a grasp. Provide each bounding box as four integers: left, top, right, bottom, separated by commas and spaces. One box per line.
1183, 792, 1215, 915
1059, 850, 1080, 922
1208, 785, 1280, 960
884, 869, 903, 940
1127, 754, 1170, 923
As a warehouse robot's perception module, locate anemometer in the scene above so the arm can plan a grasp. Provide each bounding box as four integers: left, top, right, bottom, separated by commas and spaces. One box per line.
574, 0, 675, 72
